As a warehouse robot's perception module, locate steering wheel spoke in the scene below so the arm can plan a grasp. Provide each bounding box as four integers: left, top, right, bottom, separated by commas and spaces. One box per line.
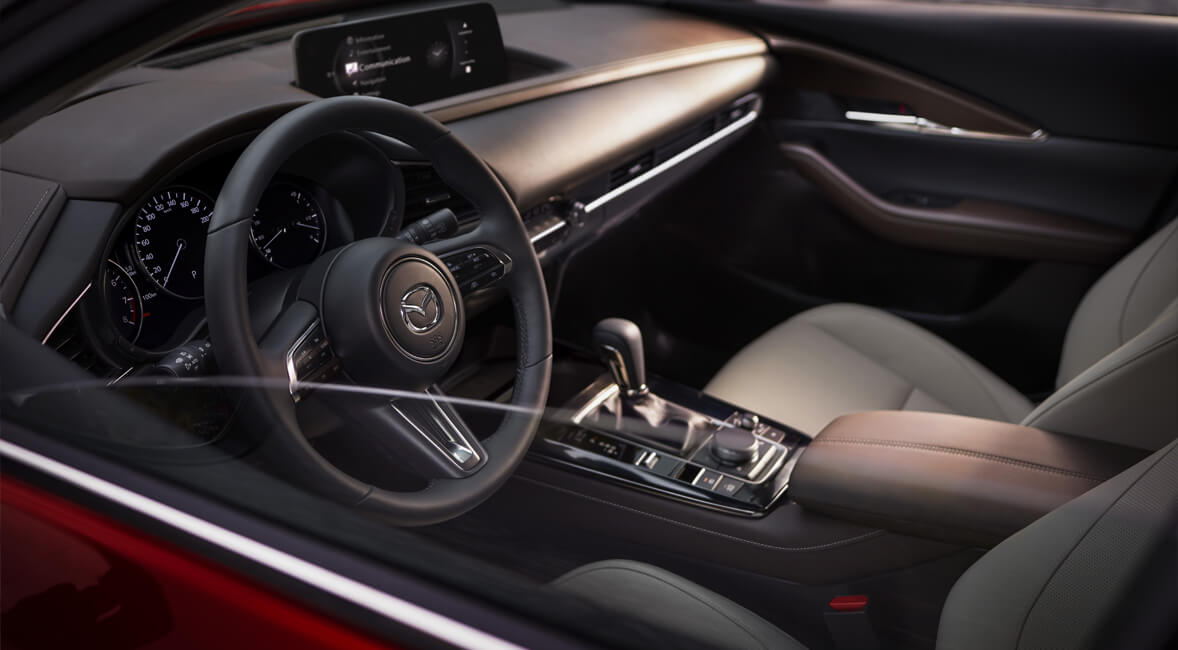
386, 386, 487, 478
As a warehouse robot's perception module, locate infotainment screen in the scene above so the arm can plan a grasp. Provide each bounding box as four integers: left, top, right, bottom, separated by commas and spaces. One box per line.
293, 3, 507, 105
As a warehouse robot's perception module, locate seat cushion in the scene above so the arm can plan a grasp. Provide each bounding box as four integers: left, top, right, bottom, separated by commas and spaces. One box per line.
553, 560, 805, 650
705, 303, 1033, 436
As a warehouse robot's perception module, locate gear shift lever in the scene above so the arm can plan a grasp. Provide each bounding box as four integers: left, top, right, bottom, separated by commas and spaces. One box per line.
593, 318, 648, 397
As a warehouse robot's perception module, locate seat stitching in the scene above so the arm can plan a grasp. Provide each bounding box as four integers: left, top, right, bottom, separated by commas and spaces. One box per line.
811, 438, 1106, 482
517, 475, 886, 551
1024, 331, 1178, 427
805, 307, 1020, 421
0, 187, 53, 269
1117, 221, 1178, 344
557, 565, 770, 650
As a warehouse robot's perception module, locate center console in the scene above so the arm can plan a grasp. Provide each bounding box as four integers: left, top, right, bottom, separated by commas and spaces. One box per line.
526, 317, 1149, 540
530, 319, 809, 516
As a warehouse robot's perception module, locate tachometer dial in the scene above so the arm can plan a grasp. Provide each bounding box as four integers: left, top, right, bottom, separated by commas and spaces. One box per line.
250, 183, 326, 269
133, 187, 213, 299
104, 260, 143, 344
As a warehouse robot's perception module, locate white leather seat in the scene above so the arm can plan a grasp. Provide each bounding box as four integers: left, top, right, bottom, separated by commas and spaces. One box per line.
706, 218, 1178, 450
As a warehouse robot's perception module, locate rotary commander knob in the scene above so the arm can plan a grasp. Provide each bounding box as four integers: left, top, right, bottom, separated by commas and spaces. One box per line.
711, 427, 758, 465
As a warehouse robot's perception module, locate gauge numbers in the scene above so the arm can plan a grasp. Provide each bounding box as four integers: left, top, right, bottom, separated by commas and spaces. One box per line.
250, 183, 326, 269
104, 260, 144, 344
133, 187, 213, 299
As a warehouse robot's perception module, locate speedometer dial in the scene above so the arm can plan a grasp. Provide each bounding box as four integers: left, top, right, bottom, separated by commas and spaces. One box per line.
250, 183, 326, 269
134, 187, 213, 299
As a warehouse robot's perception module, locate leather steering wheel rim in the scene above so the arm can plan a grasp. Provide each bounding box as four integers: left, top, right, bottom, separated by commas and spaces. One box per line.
204, 96, 552, 525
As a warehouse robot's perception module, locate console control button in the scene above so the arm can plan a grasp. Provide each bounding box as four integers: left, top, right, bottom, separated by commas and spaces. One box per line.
756, 425, 785, 443
714, 477, 744, 498
693, 469, 723, 491
634, 450, 660, 469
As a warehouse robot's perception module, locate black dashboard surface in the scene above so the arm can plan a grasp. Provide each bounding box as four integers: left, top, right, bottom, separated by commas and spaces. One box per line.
1, 3, 767, 209
0, 1, 769, 358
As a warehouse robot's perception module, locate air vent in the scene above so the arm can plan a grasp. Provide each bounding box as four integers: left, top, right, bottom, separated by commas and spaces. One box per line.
44, 313, 111, 377
608, 152, 655, 190
655, 117, 717, 165
601, 96, 760, 195
399, 164, 478, 227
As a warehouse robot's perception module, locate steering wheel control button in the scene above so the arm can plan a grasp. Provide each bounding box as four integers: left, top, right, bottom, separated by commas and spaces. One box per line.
380, 258, 459, 360
287, 322, 340, 400
442, 247, 507, 294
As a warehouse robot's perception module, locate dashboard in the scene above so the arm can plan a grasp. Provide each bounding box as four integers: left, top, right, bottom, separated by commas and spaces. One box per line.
1, 1, 770, 376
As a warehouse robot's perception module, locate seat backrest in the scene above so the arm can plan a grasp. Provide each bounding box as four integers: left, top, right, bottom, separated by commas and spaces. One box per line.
937, 438, 1178, 650
1022, 217, 1178, 450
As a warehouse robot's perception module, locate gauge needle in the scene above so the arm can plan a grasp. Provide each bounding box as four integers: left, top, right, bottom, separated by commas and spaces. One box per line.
162, 240, 185, 287
295, 222, 321, 231
263, 227, 287, 250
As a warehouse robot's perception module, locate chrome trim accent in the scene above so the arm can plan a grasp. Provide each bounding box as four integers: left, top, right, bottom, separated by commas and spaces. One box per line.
528, 219, 568, 245
598, 344, 648, 397
399, 284, 444, 333
0, 440, 524, 650
377, 257, 461, 362
844, 110, 1048, 142
388, 388, 482, 471
583, 108, 759, 214
687, 431, 785, 487
285, 320, 323, 398
106, 366, 135, 387
571, 382, 619, 424
744, 444, 779, 482
537, 452, 763, 517
41, 283, 92, 345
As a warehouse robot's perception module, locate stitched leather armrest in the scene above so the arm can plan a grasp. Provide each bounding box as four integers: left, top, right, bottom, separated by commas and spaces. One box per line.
789, 411, 1148, 547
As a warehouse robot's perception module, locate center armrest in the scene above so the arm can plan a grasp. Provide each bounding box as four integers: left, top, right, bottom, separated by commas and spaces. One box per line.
789, 411, 1148, 546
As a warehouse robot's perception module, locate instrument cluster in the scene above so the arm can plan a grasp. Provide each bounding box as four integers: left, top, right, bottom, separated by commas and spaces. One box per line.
79, 131, 401, 366
100, 178, 336, 353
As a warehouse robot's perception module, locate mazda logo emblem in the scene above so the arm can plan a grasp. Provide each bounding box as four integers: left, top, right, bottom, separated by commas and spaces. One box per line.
399, 284, 443, 333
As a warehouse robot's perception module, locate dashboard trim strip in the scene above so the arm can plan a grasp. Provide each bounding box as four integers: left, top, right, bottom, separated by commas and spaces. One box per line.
583, 108, 759, 214
41, 283, 91, 345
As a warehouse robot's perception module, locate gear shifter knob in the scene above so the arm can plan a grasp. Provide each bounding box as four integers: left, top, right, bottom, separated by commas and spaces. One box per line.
593, 318, 648, 396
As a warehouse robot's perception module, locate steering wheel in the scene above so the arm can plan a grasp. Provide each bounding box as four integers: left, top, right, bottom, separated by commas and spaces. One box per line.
204, 96, 552, 525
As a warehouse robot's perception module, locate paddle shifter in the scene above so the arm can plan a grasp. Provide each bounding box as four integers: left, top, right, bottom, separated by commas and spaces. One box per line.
593, 318, 649, 397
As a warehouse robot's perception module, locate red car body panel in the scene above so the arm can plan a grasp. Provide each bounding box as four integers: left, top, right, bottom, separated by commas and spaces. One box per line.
0, 476, 402, 650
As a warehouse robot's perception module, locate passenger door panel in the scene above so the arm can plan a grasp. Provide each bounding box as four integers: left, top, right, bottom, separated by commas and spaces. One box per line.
642, 0, 1178, 393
